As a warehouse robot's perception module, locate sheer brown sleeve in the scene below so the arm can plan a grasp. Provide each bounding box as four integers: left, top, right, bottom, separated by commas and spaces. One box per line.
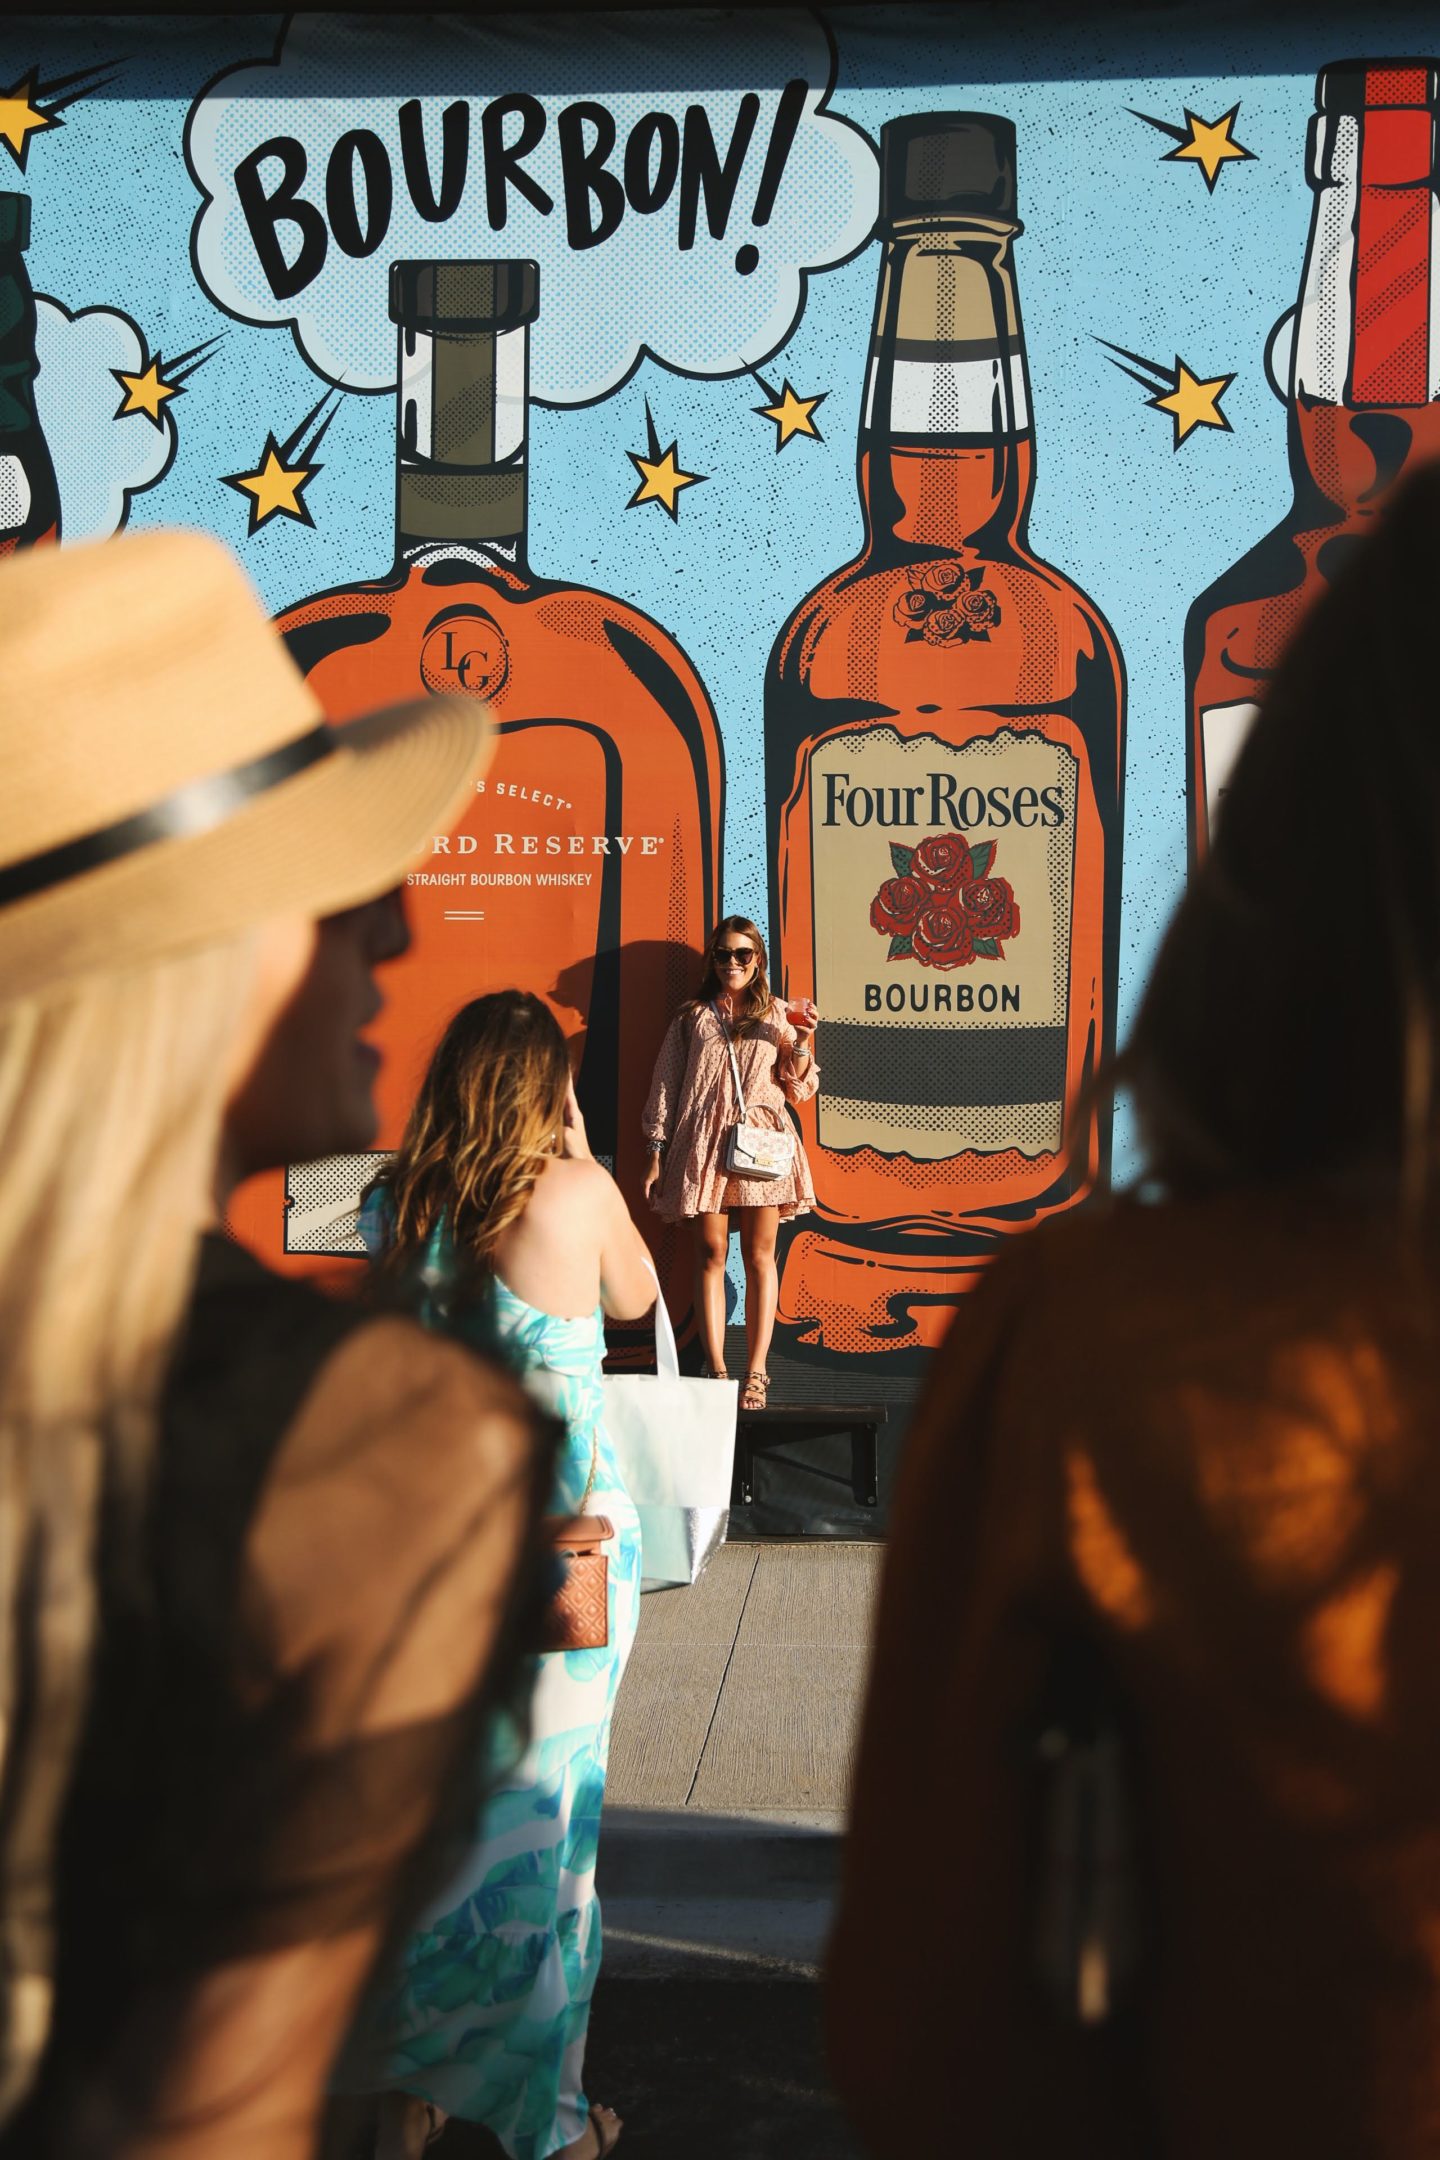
226, 1318, 553, 1951
59, 1318, 554, 2160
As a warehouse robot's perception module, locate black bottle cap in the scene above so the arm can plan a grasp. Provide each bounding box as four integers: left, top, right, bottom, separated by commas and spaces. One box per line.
389, 259, 539, 332
880, 113, 1017, 225
0, 194, 32, 253
1317, 59, 1439, 112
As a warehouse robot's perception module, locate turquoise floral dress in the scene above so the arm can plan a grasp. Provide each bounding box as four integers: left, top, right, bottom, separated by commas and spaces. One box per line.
359, 1211, 643, 2158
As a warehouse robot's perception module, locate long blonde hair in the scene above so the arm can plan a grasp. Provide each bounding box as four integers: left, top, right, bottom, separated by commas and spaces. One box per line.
374, 991, 571, 1279
0, 935, 255, 2125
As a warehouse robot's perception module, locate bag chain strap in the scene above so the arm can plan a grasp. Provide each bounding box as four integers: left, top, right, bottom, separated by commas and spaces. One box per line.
713, 1001, 750, 1122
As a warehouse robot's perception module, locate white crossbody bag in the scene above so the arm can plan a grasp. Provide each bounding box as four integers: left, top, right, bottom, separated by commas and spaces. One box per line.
715, 1003, 796, 1182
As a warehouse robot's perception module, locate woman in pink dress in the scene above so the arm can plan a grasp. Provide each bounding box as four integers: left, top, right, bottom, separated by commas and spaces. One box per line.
642, 916, 820, 1408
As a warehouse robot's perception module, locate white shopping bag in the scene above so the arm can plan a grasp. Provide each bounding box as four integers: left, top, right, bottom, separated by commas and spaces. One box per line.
604, 1276, 738, 1589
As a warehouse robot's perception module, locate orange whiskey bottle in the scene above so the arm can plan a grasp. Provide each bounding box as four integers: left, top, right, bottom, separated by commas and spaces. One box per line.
227, 261, 724, 1341
1187, 59, 1440, 861
765, 114, 1126, 1362
0, 193, 59, 556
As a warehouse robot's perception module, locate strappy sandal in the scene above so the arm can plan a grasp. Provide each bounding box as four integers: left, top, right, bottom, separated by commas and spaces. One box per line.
702, 1367, 729, 1380
740, 1370, 771, 1411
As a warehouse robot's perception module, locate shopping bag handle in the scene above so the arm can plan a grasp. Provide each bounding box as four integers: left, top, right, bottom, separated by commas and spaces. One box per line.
640, 1255, 680, 1380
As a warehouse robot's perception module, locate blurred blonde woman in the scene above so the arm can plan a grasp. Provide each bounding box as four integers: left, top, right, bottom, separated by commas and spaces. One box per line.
358, 990, 655, 2160
0, 531, 551, 2160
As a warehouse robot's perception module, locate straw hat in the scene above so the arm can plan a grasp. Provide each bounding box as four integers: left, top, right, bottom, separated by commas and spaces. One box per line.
0, 528, 492, 1005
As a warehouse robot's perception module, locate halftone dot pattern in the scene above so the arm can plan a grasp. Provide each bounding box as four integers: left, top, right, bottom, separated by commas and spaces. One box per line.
1368, 66, 1430, 103
667, 818, 688, 955
831, 1093, 1062, 1147
1009, 564, 1062, 708
284, 1151, 393, 1255
1316, 186, 1344, 399
536, 596, 614, 650
288, 590, 388, 625
808, 1138, 1055, 1187
32, 298, 175, 541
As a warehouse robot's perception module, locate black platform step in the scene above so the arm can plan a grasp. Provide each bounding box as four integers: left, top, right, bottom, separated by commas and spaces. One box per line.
732, 1403, 886, 1509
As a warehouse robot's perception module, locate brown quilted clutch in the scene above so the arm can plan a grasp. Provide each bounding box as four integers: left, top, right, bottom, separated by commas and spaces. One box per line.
541, 1515, 613, 1652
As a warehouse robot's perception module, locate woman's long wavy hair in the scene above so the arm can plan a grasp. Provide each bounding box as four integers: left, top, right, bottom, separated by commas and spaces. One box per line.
687, 917, 774, 1036
0, 935, 257, 2127
373, 992, 571, 1280
1120, 460, 1440, 1224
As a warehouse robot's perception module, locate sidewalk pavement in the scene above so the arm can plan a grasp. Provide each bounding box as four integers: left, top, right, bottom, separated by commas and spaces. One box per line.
438, 1542, 883, 2159
595, 1542, 879, 2156
601, 1541, 881, 1980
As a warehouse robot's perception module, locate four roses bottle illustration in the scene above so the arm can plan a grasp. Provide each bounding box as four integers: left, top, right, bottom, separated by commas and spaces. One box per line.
870, 832, 1021, 969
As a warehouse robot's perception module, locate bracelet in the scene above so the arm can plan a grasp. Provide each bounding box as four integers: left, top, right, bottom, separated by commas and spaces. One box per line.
646, 1139, 665, 1154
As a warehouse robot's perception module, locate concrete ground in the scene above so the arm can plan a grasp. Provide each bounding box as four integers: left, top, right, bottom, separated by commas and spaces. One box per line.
609, 1542, 879, 1823
593, 1542, 878, 2155
380, 1543, 883, 2160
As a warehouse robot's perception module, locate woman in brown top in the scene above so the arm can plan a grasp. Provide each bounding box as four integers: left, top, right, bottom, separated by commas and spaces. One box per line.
0, 530, 550, 2159
642, 916, 819, 1406
828, 464, 1440, 2159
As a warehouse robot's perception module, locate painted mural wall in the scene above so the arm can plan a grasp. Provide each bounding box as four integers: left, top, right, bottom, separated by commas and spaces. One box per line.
4, 5, 1437, 1381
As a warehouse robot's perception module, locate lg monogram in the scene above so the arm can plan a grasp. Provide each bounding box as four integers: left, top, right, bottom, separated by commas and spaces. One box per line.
419, 610, 509, 700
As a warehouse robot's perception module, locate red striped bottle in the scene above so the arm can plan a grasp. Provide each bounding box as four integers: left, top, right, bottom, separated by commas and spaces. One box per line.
1186, 59, 1440, 861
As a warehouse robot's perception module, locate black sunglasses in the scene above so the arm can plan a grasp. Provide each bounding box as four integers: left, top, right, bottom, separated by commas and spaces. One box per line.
714, 946, 756, 963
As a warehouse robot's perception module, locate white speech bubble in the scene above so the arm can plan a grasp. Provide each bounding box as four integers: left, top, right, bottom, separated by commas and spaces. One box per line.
186, 10, 877, 407
33, 297, 176, 541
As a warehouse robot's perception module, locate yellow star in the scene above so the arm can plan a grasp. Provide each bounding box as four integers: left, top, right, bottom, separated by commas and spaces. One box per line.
626, 434, 705, 520
1167, 106, 1253, 192
1149, 358, 1235, 448
0, 75, 53, 168
754, 378, 826, 451
112, 357, 179, 428
221, 435, 321, 535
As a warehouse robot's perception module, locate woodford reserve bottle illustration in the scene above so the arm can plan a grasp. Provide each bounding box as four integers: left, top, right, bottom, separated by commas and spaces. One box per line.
1188, 59, 1440, 861
0, 192, 59, 556
765, 113, 1125, 1362
226, 261, 724, 1342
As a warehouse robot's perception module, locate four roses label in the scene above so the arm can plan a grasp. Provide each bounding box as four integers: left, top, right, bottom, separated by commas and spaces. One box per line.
869, 833, 1021, 968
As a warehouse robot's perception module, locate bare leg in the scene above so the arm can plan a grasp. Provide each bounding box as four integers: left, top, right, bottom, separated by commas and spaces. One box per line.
738, 1206, 780, 1404
691, 1212, 730, 1375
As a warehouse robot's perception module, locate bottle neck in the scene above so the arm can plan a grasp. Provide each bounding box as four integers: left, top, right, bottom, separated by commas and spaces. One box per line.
0, 254, 42, 441
859, 220, 1034, 556
395, 319, 528, 563
1290, 86, 1440, 504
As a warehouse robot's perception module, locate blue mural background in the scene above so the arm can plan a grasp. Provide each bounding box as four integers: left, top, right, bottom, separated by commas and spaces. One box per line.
6, 2, 1437, 1268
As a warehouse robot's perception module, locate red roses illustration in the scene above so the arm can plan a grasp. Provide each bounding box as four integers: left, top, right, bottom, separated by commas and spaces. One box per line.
891, 556, 1002, 645
868, 832, 1021, 968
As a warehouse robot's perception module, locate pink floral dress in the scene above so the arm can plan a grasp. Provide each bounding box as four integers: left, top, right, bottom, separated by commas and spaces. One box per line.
642, 997, 819, 1221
